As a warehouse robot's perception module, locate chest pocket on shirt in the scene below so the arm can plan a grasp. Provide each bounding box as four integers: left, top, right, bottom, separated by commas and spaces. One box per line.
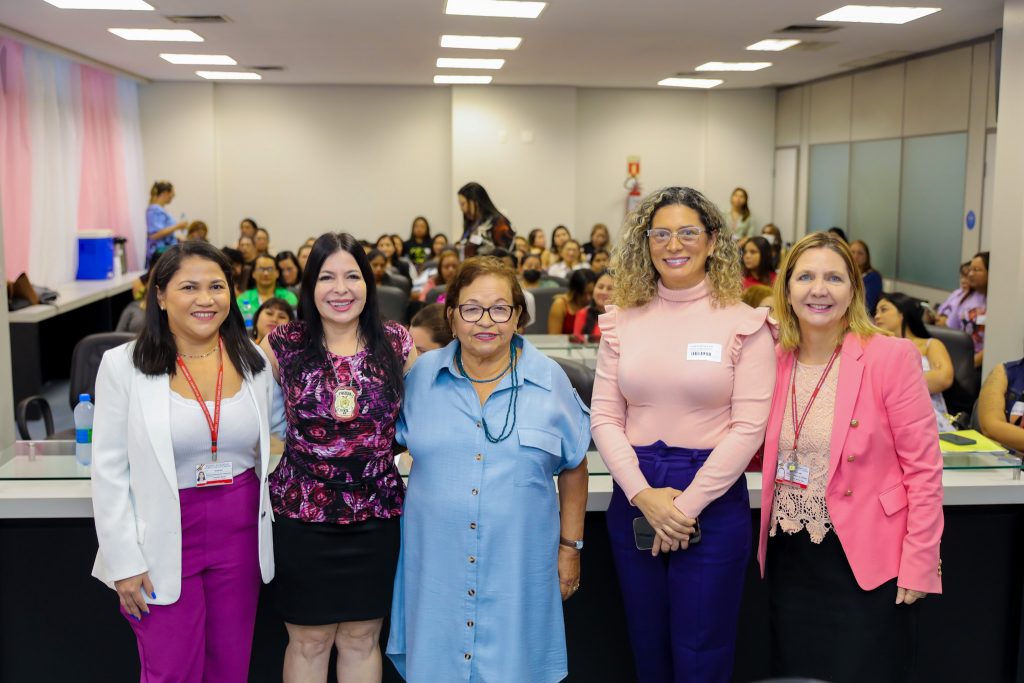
515, 427, 562, 488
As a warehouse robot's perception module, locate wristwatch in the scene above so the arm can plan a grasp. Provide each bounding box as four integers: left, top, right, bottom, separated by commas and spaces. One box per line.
559, 537, 584, 551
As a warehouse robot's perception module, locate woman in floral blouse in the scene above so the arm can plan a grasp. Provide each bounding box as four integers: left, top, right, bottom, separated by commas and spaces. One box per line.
260, 232, 417, 683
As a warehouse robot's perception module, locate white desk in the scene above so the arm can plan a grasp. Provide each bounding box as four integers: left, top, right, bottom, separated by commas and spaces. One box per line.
8, 271, 144, 324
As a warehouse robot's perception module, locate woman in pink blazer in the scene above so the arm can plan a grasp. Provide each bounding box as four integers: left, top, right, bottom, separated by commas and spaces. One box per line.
759, 232, 943, 683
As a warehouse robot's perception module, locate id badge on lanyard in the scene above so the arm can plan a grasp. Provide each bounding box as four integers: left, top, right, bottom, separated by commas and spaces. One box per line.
775, 449, 810, 488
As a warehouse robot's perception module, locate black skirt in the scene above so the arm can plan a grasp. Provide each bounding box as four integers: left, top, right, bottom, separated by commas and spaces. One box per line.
272, 514, 401, 626
767, 528, 920, 683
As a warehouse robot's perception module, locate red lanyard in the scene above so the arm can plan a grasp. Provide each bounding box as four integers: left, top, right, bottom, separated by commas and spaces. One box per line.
789, 346, 841, 452
176, 338, 224, 460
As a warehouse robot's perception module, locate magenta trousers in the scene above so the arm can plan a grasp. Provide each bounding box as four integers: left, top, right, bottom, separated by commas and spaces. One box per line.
121, 468, 261, 683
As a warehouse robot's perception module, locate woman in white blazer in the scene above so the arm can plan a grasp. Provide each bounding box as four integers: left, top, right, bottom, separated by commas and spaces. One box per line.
91, 241, 282, 683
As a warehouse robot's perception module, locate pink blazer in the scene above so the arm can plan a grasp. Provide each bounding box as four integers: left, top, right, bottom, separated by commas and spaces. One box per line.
758, 333, 944, 594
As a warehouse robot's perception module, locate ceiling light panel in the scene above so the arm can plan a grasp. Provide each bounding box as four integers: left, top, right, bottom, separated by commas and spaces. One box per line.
109, 28, 203, 41
196, 71, 261, 80
695, 61, 772, 72
746, 39, 801, 51
45, 0, 153, 8
434, 75, 493, 84
657, 78, 723, 89
440, 35, 522, 50
816, 5, 941, 24
161, 54, 236, 65
444, 0, 546, 19
436, 58, 505, 69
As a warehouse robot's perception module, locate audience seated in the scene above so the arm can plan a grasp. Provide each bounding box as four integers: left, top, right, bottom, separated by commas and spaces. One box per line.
590, 249, 610, 272
945, 252, 989, 368
237, 254, 299, 327
875, 293, 955, 430
251, 297, 295, 343
547, 239, 588, 279
932, 261, 971, 324
760, 223, 784, 269
404, 216, 433, 272
741, 236, 776, 289
827, 226, 848, 243
978, 351, 1024, 452
185, 221, 209, 242
408, 303, 450, 355
377, 233, 413, 281
520, 253, 560, 290
850, 239, 882, 315
237, 235, 258, 269
275, 251, 302, 296
238, 217, 258, 244
741, 284, 773, 312
296, 243, 313, 272
419, 248, 460, 303
573, 270, 612, 340
254, 227, 271, 256
545, 225, 571, 270
492, 249, 536, 328
582, 223, 611, 262
221, 246, 247, 297
547, 268, 596, 334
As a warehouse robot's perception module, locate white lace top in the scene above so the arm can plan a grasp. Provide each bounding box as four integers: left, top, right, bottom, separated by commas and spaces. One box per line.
770, 359, 840, 543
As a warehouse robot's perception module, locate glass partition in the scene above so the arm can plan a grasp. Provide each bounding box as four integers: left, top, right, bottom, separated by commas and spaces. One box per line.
849, 138, 901, 278
808, 143, 850, 233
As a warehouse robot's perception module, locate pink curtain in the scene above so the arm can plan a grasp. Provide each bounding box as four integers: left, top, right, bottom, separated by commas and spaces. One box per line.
77, 65, 131, 242
0, 38, 32, 278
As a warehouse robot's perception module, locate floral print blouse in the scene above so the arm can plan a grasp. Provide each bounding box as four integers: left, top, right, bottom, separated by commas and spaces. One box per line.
268, 320, 412, 524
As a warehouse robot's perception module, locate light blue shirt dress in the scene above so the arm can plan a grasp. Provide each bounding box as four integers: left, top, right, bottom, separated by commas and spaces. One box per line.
387, 336, 590, 683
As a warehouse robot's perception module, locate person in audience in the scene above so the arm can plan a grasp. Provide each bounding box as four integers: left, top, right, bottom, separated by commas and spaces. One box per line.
186, 221, 209, 242
368, 249, 405, 290
573, 270, 613, 340
546, 225, 572, 270
376, 234, 413, 281
727, 187, 756, 238
827, 226, 849, 243
458, 182, 513, 256
116, 299, 146, 334
520, 253, 558, 290
850, 239, 882, 315
297, 244, 314, 273
92, 241, 278, 683
513, 235, 530, 257
275, 251, 303, 296
933, 261, 972, 324
430, 233, 448, 258
404, 216, 433, 271
238, 235, 259, 269
251, 297, 295, 344
592, 186, 772, 683
874, 293, 955, 431
238, 218, 258, 244
146, 181, 187, 267
978, 350, 1024, 452
947, 251, 988, 368
547, 239, 588, 279
387, 256, 588, 682
761, 223, 785, 269
419, 248, 460, 303
528, 228, 548, 258
742, 283, 774, 312
237, 255, 299, 328
254, 228, 271, 257
548, 269, 596, 335
222, 247, 248, 297
760, 231, 943, 683
590, 249, 610, 273
389, 234, 405, 258
583, 223, 611, 261
408, 303, 450, 355
258, 232, 416, 683
493, 248, 536, 329
742, 235, 776, 289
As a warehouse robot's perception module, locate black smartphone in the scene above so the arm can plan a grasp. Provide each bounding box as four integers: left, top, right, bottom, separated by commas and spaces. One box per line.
632, 517, 702, 550
939, 433, 977, 446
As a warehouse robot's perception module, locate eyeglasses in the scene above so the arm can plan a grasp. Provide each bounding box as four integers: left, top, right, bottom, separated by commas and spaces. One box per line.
458, 304, 514, 324
645, 227, 706, 244
255, 266, 277, 274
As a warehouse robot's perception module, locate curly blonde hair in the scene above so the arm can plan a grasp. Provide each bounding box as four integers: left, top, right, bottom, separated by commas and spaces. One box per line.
610, 186, 742, 309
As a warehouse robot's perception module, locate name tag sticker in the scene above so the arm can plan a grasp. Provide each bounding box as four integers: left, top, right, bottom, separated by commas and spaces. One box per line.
686, 343, 722, 363
1011, 401, 1024, 418
468, 233, 484, 245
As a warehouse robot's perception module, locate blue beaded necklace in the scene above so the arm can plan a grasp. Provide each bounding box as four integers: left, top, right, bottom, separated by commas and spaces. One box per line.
455, 341, 518, 443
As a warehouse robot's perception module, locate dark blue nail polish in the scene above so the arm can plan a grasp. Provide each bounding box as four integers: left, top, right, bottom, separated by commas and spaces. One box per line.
151, 592, 157, 599
133, 614, 141, 621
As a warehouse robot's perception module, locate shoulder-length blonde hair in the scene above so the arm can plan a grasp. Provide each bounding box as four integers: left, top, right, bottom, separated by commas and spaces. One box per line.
774, 231, 887, 350
610, 186, 741, 309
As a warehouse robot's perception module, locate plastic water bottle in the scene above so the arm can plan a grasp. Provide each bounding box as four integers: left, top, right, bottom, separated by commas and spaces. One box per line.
74, 393, 94, 467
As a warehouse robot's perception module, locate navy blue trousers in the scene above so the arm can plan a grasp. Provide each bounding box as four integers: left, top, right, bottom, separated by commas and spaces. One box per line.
606, 442, 751, 683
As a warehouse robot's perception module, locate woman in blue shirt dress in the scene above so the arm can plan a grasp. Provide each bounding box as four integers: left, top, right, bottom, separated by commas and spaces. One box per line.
146, 181, 187, 267
388, 256, 591, 683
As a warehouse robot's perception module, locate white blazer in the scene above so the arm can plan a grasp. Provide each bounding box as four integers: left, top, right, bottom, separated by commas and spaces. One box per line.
91, 341, 283, 604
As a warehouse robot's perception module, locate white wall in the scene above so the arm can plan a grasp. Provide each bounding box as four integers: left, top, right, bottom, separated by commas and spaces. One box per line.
140, 83, 776, 251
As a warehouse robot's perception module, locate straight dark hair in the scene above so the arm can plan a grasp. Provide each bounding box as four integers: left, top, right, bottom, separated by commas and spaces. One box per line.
458, 182, 507, 235
743, 235, 775, 285
409, 216, 431, 241
296, 232, 404, 402
275, 250, 303, 287
133, 242, 266, 377
880, 292, 931, 340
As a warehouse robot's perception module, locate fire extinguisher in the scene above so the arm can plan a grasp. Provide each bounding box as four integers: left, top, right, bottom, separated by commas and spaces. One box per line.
624, 156, 642, 215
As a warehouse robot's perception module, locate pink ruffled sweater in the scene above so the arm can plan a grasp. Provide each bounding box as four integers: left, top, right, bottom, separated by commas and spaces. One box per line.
591, 278, 776, 516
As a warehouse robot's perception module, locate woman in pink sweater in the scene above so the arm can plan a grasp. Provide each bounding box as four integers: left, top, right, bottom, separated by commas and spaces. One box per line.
591, 187, 775, 683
